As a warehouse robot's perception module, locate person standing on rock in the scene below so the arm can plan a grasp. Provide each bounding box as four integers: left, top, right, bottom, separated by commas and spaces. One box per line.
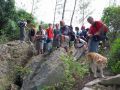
29, 24, 37, 42
87, 16, 108, 52
60, 20, 70, 52
46, 23, 54, 53
53, 23, 61, 48
35, 26, 46, 55
18, 20, 27, 43
25, 20, 33, 43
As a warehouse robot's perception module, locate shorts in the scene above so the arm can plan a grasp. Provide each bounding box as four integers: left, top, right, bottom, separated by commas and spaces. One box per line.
40, 41, 44, 50
61, 36, 69, 48
36, 40, 44, 50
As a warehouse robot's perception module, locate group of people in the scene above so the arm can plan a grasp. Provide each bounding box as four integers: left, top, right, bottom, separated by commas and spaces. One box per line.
18, 16, 108, 55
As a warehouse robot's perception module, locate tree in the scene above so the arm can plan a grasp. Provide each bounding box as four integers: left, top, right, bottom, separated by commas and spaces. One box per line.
79, 0, 90, 25
0, 0, 36, 42
31, 0, 41, 15
0, 0, 16, 30
62, 0, 67, 20
31, 0, 35, 14
70, 0, 77, 25
53, 0, 59, 25
102, 6, 120, 39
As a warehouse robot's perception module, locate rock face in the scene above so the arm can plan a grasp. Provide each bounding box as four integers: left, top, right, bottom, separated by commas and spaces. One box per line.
82, 74, 120, 90
0, 41, 33, 88
21, 48, 66, 90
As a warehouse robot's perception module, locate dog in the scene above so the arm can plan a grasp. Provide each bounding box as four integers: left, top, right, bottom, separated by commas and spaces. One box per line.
86, 52, 107, 78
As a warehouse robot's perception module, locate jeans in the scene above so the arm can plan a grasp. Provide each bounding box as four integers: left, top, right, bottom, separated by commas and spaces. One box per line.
20, 27, 25, 41
47, 39, 53, 52
88, 37, 99, 52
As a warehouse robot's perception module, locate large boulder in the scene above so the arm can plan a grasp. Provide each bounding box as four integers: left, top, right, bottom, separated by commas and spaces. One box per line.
21, 48, 66, 90
0, 41, 33, 88
82, 74, 120, 90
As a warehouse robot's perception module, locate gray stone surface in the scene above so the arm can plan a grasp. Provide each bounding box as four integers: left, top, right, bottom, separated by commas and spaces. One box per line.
99, 74, 120, 85
0, 41, 33, 88
21, 48, 66, 90
82, 74, 120, 90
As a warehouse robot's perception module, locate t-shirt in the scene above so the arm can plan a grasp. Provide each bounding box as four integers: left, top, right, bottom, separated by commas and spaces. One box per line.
89, 21, 108, 35
54, 29, 61, 39
89, 21, 103, 35
46, 28, 54, 39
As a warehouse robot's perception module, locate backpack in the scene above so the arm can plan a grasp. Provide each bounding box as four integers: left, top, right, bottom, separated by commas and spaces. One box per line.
30, 29, 35, 36
93, 21, 108, 41
61, 25, 69, 35
69, 31, 75, 41
68, 26, 75, 41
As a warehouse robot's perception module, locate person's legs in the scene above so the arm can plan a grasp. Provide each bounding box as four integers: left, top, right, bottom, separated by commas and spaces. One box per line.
88, 38, 99, 52
25, 30, 29, 42
40, 40, 44, 54
36, 41, 40, 55
47, 39, 53, 53
20, 28, 25, 42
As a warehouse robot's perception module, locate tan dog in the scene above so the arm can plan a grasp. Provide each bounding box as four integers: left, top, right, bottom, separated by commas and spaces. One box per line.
86, 52, 107, 78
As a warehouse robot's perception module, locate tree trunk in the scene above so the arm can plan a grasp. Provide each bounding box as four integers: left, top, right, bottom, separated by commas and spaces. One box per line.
31, 0, 35, 15
62, 0, 67, 20
70, 0, 77, 25
53, 0, 58, 25
82, 0, 85, 25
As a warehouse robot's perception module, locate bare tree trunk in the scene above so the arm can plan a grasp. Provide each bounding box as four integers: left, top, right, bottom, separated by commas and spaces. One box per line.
31, 0, 35, 15
70, 0, 77, 25
62, 0, 67, 20
82, 0, 84, 25
113, 0, 116, 6
53, 0, 58, 25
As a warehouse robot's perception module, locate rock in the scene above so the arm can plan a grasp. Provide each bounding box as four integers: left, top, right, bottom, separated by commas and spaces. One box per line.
10, 84, 19, 90
21, 48, 66, 90
99, 74, 120, 85
85, 79, 102, 87
0, 41, 33, 88
82, 74, 120, 90
82, 87, 93, 90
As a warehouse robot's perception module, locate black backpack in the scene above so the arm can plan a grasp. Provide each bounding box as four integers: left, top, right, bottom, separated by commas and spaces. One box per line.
69, 31, 75, 41
68, 26, 75, 41
93, 22, 108, 41
30, 29, 35, 36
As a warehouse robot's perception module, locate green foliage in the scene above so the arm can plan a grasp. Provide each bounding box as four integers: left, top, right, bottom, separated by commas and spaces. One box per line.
14, 65, 32, 77
102, 6, 120, 30
102, 6, 120, 40
0, 34, 9, 44
41, 86, 56, 90
42, 55, 89, 90
108, 38, 120, 74
0, 0, 16, 30
16, 9, 35, 24
0, 0, 36, 43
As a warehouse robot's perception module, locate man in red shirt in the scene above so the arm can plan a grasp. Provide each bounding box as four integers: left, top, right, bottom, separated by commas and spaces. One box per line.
46, 23, 54, 53
87, 16, 106, 52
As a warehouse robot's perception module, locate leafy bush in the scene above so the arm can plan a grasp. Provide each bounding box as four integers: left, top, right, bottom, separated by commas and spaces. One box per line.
108, 38, 120, 74
60, 55, 89, 90
0, 0, 36, 43
102, 6, 120, 41
0, 34, 9, 44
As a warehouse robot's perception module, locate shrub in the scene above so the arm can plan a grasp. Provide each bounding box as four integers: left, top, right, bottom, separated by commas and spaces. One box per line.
108, 38, 120, 74
0, 33, 9, 44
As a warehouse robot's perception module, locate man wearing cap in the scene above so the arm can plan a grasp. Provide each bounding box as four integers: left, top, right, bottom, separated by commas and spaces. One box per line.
87, 16, 106, 52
